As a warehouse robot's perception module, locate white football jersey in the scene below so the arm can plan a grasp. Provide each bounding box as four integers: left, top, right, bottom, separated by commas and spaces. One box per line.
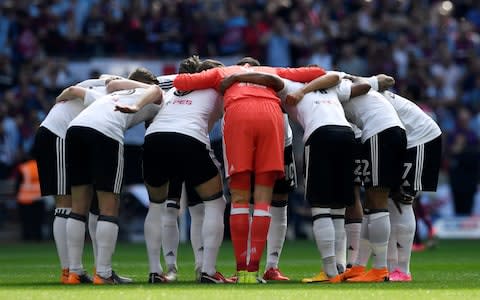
283, 113, 293, 147
341, 88, 404, 143
40, 79, 107, 138
280, 79, 351, 143
146, 87, 223, 146
381, 91, 441, 148
69, 88, 160, 144
156, 74, 177, 91
350, 122, 362, 139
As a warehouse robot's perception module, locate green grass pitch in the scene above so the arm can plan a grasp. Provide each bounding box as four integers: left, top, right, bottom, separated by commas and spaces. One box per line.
1, 239, 479, 299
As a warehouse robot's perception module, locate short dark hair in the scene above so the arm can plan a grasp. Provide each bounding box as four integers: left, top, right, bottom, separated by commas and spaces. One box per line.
198, 59, 224, 72
178, 55, 201, 74
128, 67, 159, 84
236, 57, 261, 66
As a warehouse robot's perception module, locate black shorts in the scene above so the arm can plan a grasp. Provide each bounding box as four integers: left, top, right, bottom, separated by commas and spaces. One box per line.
401, 135, 442, 193
143, 132, 220, 190
352, 138, 364, 186
167, 178, 203, 207
304, 126, 355, 207
362, 126, 407, 190
273, 144, 297, 194
34, 126, 70, 196
66, 126, 124, 194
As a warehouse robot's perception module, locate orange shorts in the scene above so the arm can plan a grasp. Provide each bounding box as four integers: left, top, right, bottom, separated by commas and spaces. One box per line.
223, 100, 285, 179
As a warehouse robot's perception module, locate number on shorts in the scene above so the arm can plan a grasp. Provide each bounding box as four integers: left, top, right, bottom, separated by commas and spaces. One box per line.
402, 162, 413, 180
354, 159, 370, 176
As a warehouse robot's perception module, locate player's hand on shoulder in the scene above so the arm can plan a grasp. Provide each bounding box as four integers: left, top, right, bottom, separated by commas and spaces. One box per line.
114, 104, 139, 113
56, 86, 73, 103
219, 75, 237, 95
286, 90, 305, 105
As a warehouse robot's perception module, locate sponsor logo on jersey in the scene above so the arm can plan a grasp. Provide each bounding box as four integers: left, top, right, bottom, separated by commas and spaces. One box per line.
171, 99, 192, 105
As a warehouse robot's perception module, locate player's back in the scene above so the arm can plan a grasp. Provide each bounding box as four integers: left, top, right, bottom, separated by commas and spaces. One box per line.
281, 79, 350, 142
146, 88, 222, 146
381, 90, 441, 148
218, 66, 280, 109
342, 89, 404, 142
70, 88, 160, 143
41, 80, 107, 139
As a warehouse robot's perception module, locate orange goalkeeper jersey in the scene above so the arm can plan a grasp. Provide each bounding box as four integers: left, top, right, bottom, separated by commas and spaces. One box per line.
173, 65, 326, 109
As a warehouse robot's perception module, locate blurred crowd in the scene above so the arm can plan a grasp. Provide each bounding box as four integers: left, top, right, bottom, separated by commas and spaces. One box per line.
1, 0, 480, 216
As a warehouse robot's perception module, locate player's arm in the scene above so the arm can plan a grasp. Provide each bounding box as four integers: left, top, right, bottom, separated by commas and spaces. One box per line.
364, 74, 395, 92
285, 73, 340, 105
173, 68, 221, 91
219, 72, 285, 94
347, 76, 372, 98
114, 85, 164, 113
56, 86, 88, 102
107, 79, 153, 93
275, 66, 326, 83
76, 78, 107, 88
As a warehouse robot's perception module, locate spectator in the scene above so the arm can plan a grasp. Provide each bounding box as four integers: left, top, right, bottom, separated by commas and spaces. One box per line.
447, 107, 480, 216
336, 44, 368, 76
261, 16, 295, 67
15, 154, 45, 241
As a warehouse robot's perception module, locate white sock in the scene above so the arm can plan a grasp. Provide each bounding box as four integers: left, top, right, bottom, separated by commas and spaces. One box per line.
312, 208, 337, 277
95, 217, 119, 278
202, 197, 226, 276
88, 212, 99, 267
345, 222, 361, 266
387, 222, 398, 272
144, 202, 164, 274
189, 203, 205, 271
163, 200, 179, 270
331, 208, 346, 273
53, 207, 71, 269
66, 216, 86, 274
368, 211, 390, 269
388, 199, 415, 274
387, 199, 398, 272
266, 205, 287, 270
356, 215, 371, 266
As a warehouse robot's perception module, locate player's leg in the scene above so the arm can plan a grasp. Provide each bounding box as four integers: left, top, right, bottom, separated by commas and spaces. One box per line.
54, 195, 72, 283
182, 141, 230, 283
193, 173, 230, 283
345, 187, 363, 268
64, 127, 94, 284
263, 144, 296, 281
91, 135, 131, 284
93, 190, 122, 284
88, 194, 99, 274
184, 183, 204, 281
223, 110, 255, 282
244, 106, 285, 283
389, 136, 441, 282
345, 137, 364, 270
302, 126, 354, 283
263, 195, 289, 280
248, 176, 276, 276
387, 144, 418, 277
348, 127, 406, 283
229, 172, 253, 279
331, 131, 355, 275
34, 127, 72, 283
388, 192, 415, 282
144, 182, 168, 283
67, 184, 94, 284
162, 179, 181, 282
142, 133, 171, 283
